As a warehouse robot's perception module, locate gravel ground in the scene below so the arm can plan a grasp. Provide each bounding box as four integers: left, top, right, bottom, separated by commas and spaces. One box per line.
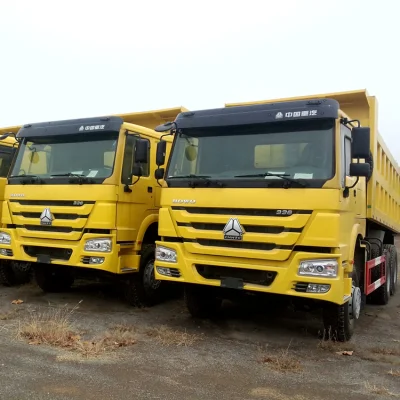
0, 268, 399, 400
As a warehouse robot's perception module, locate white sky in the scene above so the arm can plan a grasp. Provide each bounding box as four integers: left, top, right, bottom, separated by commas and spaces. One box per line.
1, 0, 399, 160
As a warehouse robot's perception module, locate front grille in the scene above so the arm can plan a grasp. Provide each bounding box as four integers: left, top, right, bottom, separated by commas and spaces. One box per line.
173, 206, 312, 217
23, 245, 72, 261
293, 282, 309, 292
10, 200, 94, 206
196, 265, 277, 286
22, 225, 75, 233
197, 239, 278, 251
179, 222, 290, 234
13, 212, 88, 220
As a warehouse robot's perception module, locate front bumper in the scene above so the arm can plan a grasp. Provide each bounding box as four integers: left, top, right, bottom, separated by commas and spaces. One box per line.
154, 241, 351, 305
0, 229, 140, 274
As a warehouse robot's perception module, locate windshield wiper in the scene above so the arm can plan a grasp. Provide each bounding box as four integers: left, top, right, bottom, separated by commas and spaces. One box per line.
168, 174, 224, 188
9, 174, 43, 184
234, 172, 308, 188
50, 173, 89, 184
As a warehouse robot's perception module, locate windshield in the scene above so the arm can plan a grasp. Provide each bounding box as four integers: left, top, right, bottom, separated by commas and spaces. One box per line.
9, 132, 119, 184
167, 120, 335, 188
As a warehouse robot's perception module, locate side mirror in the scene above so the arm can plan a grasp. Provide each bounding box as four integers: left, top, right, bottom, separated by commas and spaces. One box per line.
134, 139, 149, 164
349, 162, 370, 177
132, 164, 143, 177
155, 168, 165, 180
156, 141, 167, 166
351, 127, 370, 159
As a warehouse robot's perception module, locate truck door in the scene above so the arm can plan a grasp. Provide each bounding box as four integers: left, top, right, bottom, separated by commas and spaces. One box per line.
116, 132, 153, 244
340, 124, 362, 216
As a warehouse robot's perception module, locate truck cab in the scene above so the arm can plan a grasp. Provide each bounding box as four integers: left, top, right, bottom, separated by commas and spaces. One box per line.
153, 90, 398, 341
0, 107, 187, 305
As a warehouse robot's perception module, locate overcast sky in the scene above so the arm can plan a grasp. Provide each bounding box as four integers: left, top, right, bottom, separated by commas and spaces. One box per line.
1, 0, 399, 161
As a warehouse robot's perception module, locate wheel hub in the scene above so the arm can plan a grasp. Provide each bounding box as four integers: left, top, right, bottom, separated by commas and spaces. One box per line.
349, 285, 362, 320
144, 261, 161, 291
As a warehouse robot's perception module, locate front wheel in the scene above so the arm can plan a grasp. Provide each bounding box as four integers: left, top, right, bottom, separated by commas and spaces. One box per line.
0, 261, 32, 286
184, 284, 222, 318
34, 265, 74, 293
124, 244, 164, 307
322, 260, 362, 342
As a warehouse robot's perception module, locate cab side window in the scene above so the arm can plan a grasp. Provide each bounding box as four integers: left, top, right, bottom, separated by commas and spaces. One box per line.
0, 145, 16, 177
340, 124, 352, 186
121, 134, 150, 184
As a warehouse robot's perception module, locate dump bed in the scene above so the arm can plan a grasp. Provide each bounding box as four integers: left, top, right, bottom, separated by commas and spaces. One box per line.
226, 90, 400, 234
115, 107, 188, 130
0, 125, 19, 146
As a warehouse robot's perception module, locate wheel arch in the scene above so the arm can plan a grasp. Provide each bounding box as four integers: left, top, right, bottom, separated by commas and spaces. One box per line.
135, 214, 159, 252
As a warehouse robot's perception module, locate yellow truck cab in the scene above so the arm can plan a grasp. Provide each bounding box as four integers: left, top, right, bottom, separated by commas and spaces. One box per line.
0, 107, 186, 306
153, 90, 399, 341
0, 126, 31, 285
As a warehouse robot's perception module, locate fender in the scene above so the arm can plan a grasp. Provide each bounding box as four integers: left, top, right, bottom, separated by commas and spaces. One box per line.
346, 223, 365, 274
134, 213, 159, 251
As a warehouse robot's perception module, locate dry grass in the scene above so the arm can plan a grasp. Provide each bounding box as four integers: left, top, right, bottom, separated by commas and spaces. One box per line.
371, 346, 400, 357
146, 325, 202, 347
0, 309, 19, 321
388, 369, 400, 377
17, 303, 136, 358
364, 382, 399, 397
317, 328, 355, 354
261, 341, 302, 373
17, 304, 80, 347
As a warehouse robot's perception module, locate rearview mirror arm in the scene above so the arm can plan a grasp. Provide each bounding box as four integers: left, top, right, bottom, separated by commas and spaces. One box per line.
343, 177, 359, 198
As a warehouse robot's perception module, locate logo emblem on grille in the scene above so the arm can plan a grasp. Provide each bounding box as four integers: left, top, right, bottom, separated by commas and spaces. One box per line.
40, 208, 54, 226
223, 218, 244, 241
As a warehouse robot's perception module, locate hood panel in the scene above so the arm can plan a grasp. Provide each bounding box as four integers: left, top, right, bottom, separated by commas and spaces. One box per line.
6, 185, 117, 241
161, 188, 340, 261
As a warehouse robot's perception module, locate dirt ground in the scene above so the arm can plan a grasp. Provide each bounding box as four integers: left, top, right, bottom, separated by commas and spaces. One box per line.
0, 263, 399, 400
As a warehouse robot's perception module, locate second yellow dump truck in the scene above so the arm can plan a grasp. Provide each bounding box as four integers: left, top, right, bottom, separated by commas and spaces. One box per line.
0, 107, 186, 305
153, 90, 399, 341
0, 125, 32, 285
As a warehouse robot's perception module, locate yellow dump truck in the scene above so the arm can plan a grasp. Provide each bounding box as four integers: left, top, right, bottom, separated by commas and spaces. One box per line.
153, 90, 399, 341
0, 107, 187, 305
0, 125, 32, 285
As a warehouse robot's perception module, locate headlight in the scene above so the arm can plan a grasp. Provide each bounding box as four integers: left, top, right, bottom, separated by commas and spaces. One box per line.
84, 238, 112, 252
298, 259, 338, 278
0, 232, 11, 245
155, 245, 177, 263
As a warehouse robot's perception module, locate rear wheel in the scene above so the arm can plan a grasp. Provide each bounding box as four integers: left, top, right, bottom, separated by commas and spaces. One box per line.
34, 265, 74, 293
184, 284, 222, 318
124, 244, 164, 307
386, 245, 398, 296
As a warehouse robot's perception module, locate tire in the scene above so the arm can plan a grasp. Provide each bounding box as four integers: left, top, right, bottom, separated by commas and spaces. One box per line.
124, 244, 163, 307
184, 284, 222, 318
0, 261, 31, 286
322, 255, 362, 342
368, 246, 390, 305
34, 265, 74, 293
388, 245, 398, 296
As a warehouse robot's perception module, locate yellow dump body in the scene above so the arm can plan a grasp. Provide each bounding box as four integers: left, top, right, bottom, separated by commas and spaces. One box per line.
227, 90, 400, 235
